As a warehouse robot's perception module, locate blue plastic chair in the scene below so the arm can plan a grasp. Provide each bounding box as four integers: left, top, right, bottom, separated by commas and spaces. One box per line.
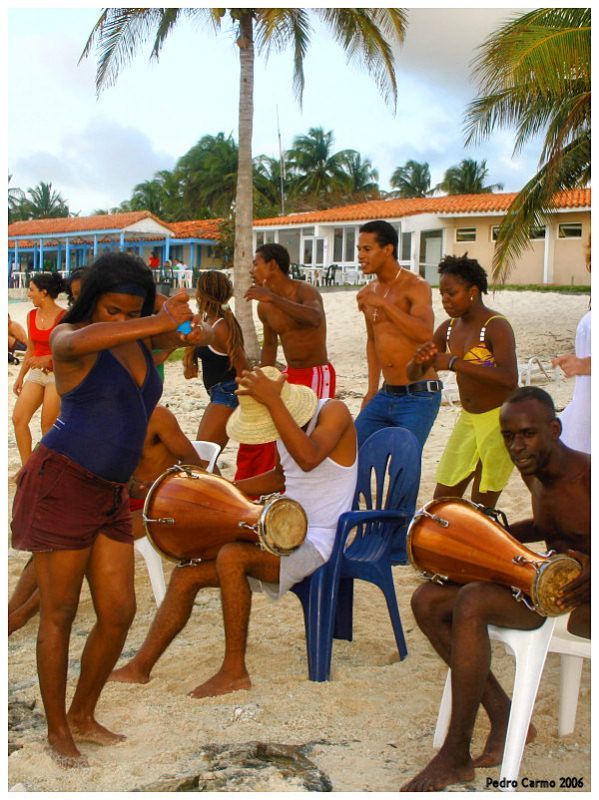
290, 427, 421, 681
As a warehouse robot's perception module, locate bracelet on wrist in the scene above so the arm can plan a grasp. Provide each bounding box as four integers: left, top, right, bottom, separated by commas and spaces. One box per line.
162, 301, 176, 325
448, 356, 458, 372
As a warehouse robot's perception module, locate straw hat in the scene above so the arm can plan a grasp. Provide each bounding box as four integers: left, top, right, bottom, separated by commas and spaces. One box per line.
226, 366, 318, 444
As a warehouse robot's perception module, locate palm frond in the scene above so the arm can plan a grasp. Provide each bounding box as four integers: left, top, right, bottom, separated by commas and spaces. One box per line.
491, 135, 590, 283
316, 9, 407, 110
254, 9, 311, 103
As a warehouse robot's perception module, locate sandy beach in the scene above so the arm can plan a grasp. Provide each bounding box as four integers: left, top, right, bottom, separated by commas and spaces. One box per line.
7, 287, 590, 792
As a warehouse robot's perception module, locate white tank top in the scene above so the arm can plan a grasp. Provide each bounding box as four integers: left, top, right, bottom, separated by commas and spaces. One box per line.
276, 400, 358, 559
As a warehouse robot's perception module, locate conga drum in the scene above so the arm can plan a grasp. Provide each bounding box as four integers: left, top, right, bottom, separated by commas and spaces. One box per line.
143, 465, 307, 562
406, 497, 582, 617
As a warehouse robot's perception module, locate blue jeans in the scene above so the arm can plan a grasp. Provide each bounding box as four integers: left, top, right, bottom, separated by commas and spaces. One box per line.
208, 378, 239, 409
355, 386, 441, 449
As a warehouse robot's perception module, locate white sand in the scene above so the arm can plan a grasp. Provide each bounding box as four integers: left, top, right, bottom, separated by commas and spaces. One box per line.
7, 289, 590, 791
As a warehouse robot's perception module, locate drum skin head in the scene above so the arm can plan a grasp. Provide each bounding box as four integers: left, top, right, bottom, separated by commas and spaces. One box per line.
261, 498, 307, 556
531, 555, 583, 617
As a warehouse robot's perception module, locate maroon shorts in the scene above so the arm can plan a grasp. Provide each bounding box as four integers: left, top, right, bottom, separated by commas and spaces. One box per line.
11, 444, 133, 552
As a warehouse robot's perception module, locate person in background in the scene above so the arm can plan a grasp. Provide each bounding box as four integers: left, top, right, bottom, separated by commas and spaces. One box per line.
407, 254, 518, 507
354, 220, 441, 450
237, 243, 335, 481
12, 272, 67, 465
183, 270, 248, 450
552, 308, 591, 454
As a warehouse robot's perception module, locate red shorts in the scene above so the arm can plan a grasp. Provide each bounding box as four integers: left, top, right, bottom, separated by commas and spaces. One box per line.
234, 363, 336, 481
129, 497, 145, 512
11, 444, 133, 552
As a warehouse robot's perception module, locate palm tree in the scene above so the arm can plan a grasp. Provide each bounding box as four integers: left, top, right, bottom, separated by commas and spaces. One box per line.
130, 178, 165, 217
437, 158, 503, 195
175, 133, 239, 219
465, 8, 590, 282
339, 151, 379, 197
390, 160, 432, 197
287, 127, 354, 205
13, 181, 70, 220
81, 8, 407, 358
8, 173, 26, 222
253, 154, 290, 217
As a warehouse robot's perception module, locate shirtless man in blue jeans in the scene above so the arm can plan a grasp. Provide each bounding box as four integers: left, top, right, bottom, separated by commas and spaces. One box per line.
355, 219, 441, 448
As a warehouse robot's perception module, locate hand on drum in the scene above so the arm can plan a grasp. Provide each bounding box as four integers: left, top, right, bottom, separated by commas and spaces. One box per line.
557, 550, 590, 609
236, 367, 285, 406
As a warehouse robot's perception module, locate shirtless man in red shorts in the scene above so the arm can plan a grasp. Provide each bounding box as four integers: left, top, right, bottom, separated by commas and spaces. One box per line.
236, 243, 335, 479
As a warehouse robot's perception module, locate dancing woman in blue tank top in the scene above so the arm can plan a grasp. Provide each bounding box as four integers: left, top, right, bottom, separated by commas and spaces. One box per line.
10, 253, 213, 767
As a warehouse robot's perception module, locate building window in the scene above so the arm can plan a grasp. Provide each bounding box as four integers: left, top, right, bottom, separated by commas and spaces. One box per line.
303, 239, 314, 264
256, 232, 265, 247
491, 226, 500, 241
301, 227, 315, 236
558, 223, 582, 239
333, 227, 356, 262
529, 226, 546, 240
401, 232, 412, 261
333, 228, 343, 261
456, 227, 477, 242
344, 228, 356, 261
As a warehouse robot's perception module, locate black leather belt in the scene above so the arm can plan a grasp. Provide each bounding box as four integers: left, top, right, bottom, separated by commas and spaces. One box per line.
382, 380, 443, 395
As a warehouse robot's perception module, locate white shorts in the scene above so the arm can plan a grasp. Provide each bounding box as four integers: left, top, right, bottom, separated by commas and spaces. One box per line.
26, 368, 55, 387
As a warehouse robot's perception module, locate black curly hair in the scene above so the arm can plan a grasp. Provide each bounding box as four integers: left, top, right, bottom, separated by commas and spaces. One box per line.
30, 271, 67, 299
438, 253, 488, 295
63, 252, 156, 323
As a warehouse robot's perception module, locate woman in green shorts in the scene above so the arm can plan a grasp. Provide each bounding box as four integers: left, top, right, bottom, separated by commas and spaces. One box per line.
407, 254, 518, 508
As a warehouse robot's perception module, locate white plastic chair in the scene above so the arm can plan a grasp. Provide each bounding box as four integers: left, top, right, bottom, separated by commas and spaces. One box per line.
433, 614, 591, 789
134, 440, 221, 606
518, 357, 556, 386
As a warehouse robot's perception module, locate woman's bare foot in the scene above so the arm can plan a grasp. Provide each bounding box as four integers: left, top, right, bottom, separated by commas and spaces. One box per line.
473, 722, 537, 768
46, 734, 89, 769
67, 715, 126, 746
188, 669, 251, 699
400, 749, 475, 792
108, 662, 151, 685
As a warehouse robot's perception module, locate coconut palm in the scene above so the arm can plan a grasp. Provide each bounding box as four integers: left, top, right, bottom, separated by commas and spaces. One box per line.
130, 178, 165, 217
339, 151, 379, 197
287, 127, 355, 205
390, 160, 432, 198
175, 133, 239, 219
465, 8, 590, 282
13, 181, 70, 220
437, 158, 503, 195
8, 174, 26, 222
81, 8, 407, 358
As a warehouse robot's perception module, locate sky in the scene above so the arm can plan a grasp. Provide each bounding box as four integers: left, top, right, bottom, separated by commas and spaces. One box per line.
6, 5, 543, 217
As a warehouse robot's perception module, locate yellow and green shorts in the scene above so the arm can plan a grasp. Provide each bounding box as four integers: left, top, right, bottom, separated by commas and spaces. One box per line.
436, 406, 513, 493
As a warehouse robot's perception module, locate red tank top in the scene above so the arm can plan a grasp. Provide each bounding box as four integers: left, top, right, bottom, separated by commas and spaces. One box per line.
27, 307, 66, 358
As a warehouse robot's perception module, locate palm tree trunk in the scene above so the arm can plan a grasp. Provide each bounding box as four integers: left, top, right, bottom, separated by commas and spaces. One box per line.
233, 11, 260, 362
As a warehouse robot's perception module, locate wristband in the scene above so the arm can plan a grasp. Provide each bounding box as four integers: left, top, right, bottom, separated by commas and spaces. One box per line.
448, 356, 458, 371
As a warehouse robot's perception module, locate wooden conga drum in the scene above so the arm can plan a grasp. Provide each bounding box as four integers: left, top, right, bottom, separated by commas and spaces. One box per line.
143, 465, 307, 562
406, 497, 581, 617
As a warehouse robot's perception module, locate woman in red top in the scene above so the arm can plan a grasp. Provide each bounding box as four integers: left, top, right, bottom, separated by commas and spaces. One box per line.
12, 272, 67, 464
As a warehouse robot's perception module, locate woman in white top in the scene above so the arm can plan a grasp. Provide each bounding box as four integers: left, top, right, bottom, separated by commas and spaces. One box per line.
553, 309, 591, 454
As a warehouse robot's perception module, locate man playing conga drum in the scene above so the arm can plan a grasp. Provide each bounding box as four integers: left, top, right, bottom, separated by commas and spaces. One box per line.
110, 366, 357, 697
402, 386, 590, 792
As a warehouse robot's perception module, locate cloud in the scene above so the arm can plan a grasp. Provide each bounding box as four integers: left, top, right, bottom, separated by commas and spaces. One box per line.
14, 118, 175, 211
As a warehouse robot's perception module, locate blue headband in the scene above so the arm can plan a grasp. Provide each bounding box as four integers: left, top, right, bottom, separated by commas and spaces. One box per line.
110, 283, 148, 297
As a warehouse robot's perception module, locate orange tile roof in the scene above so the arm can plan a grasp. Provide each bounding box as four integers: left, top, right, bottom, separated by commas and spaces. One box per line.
254, 188, 591, 226
8, 211, 174, 238
168, 219, 223, 240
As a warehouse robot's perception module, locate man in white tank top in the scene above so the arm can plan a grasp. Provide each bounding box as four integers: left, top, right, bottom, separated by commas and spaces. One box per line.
109, 367, 357, 700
